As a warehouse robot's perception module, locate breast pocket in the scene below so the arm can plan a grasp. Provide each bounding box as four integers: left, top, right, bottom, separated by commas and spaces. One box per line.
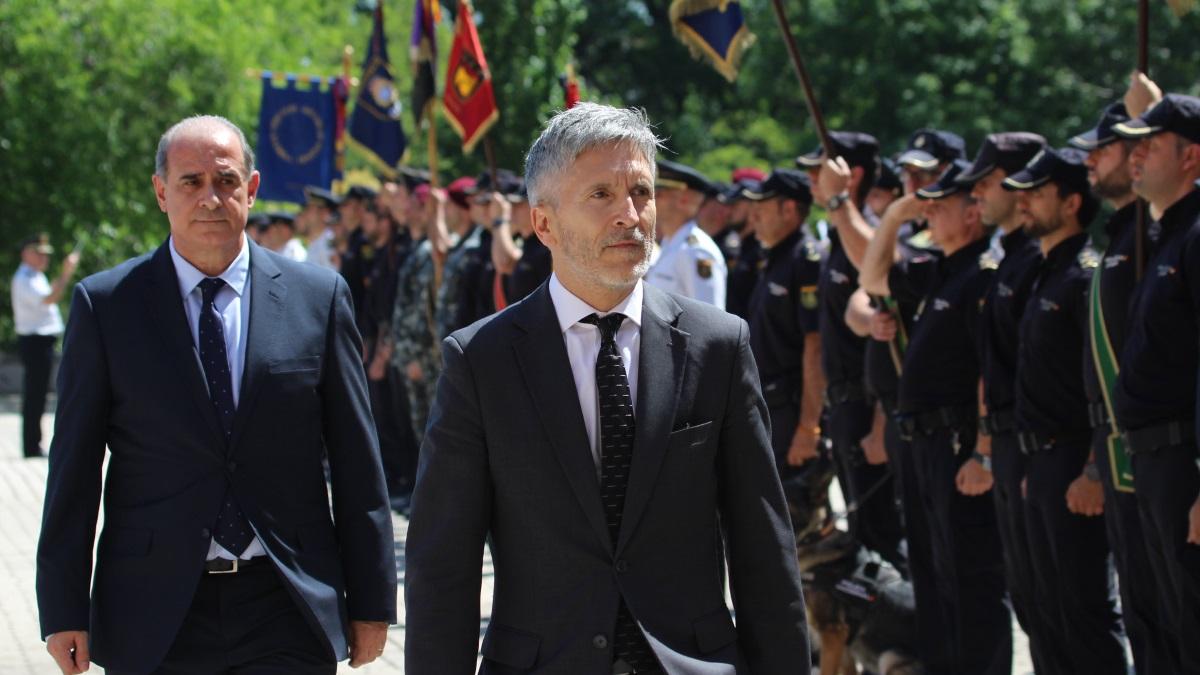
269, 356, 320, 374
669, 420, 716, 451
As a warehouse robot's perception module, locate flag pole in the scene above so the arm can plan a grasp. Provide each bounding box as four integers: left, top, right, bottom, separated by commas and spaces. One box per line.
1134, 0, 1149, 281
483, 136, 500, 191
427, 103, 441, 188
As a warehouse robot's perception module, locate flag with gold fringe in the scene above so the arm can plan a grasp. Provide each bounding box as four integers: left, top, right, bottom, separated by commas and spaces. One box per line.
347, 3, 407, 176
409, 0, 440, 128
669, 0, 756, 83
442, 0, 499, 153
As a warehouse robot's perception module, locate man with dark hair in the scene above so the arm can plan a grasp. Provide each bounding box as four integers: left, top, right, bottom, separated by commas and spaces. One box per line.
1070, 99, 1177, 675
1112, 92, 1200, 672
859, 160, 1011, 675
1003, 147, 1127, 674
725, 167, 767, 320
36, 115, 395, 675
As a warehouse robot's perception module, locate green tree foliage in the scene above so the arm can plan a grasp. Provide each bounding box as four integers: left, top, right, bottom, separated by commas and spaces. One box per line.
0, 0, 1197, 345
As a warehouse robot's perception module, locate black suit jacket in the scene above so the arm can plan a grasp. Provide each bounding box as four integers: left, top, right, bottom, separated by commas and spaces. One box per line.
405, 282, 808, 674
36, 240, 396, 673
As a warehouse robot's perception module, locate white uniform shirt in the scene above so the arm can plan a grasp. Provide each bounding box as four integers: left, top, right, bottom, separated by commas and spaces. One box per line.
169, 237, 265, 561
644, 220, 727, 309
11, 264, 64, 336
279, 238, 308, 262
306, 229, 338, 270
548, 273, 642, 477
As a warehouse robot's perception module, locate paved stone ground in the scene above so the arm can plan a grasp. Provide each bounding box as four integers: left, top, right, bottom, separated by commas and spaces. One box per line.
0, 397, 1035, 674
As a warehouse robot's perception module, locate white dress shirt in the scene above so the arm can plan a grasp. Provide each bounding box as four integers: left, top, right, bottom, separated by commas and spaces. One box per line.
11, 264, 64, 336
306, 228, 338, 270
548, 274, 642, 477
168, 236, 265, 561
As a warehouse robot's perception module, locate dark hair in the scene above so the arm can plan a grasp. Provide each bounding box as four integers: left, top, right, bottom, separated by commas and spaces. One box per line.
1056, 183, 1100, 227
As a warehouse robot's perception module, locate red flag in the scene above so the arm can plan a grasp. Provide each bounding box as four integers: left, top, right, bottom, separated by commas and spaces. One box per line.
561, 63, 580, 109
442, 0, 499, 153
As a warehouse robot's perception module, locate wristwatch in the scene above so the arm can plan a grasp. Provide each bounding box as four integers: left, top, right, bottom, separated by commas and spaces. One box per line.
1083, 462, 1101, 482
826, 191, 851, 212
970, 451, 992, 472
491, 218, 510, 229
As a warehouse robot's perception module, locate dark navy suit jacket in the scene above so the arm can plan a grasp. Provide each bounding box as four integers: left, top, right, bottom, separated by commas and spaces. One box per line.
36, 239, 396, 673
405, 282, 808, 674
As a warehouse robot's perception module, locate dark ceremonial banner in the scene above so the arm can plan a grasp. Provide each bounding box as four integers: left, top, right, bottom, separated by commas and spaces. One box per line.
410, 0, 440, 127
256, 74, 339, 205
348, 3, 408, 177
669, 0, 756, 83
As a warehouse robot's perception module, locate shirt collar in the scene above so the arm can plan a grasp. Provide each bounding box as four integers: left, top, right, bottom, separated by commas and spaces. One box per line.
1158, 186, 1200, 236
663, 220, 697, 249
1000, 226, 1031, 253
1040, 231, 1089, 270
169, 235, 251, 300
548, 273, 643, 334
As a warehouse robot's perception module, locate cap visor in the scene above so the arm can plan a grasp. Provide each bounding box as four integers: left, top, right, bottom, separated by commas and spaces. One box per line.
740, 189, 777, 201
915, 183, 960, 199
1112, 120, 1162, 138
897, 150, 939, 169
795, 152, 823, 168
956, 161, 995, 184
1001, 172, 1050, 191
1067, 129, 1104, 150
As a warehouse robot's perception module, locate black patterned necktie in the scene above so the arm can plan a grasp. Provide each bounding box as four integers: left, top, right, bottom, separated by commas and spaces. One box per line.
197, 278, 254, 557
580, 313, 658, 673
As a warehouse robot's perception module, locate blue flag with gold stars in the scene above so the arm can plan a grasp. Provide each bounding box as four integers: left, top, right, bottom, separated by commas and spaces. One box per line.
255, 74, 340, 204
348, 4, 407, 176
668, 0, 756, 83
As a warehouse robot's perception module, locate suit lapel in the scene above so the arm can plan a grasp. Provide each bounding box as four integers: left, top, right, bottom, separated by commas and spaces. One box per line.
228, 242, 285, 455
512, 284, 613, 555
144, 242, 226, 454
618, 285, 688, 555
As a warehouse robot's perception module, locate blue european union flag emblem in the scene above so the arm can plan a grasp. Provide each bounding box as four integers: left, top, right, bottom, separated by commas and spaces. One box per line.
255, 74, 339, 204
669, 0, 756, 83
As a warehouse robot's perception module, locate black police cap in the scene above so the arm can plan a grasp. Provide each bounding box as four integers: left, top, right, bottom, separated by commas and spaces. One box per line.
916, 159, 976, 200
248, 213, 271, 230
1069, 101, 1131, 151
344, 185, 378, 202
1113, 93, 1200, 145
958, 132, 1047, 183
740, 169, 813, 205
303, 186, 341, 208
397, 166, 432, 191
468, 168, 520, 195
656, 159, 715, 194
897, 129, 966, 169
796, 131, 881, 170
267, 212, 296, 227
876, 158, 903, 193
1002, 147, 1090, 195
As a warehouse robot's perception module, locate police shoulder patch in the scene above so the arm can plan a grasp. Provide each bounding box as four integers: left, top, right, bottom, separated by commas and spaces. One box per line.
1077, 248, 1100, 269
804, 240, 822, 262
978, 249, 1000, 271
697, 258, 713, 279
906, 230, 935, 251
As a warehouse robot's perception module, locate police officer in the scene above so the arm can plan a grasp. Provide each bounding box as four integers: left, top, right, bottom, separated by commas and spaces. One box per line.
435, 176, 490, 339
1003, 147, 1127, 674
644, 159, 727, 308
1070, 101, 1176, 675
339, 184, 378, 331
725, 167, 767, 319
962, 131, 1052, 673
489, 176, 549, 306
696, 181, 738, 263
1112, 93, 1200, 672
299, 186, 340, 270
867, 157, 903, 219
859, 160, 1010, 675
741, 169, 825, 472
800, 131, 906, 571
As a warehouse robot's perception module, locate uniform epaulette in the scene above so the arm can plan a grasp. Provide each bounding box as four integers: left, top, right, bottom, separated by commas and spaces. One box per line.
978, 249, 1001, 271
803, 239, 822, 262
1077, 248, 1100, 269
906, 230, 936, 251
686, 234, 699, 246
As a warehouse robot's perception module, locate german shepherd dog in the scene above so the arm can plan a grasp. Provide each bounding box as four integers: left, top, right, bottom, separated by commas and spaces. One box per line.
782, 455, 923, 675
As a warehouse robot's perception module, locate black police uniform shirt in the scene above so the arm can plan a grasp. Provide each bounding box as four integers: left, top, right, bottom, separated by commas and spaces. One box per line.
819, 230, 868, 388
364, 229, 415, 352
887, 236, 993, 415
979, 227, 1042, 414
1114, 187, 1200, 432
726, 228, 761, 320
713, 225, 742, 265
747, 228, 822, 404
340, 227, 372, 335
1014, 232, 1096, 436
865, 219, 929, 408
505, 234, 552, 304
1081, 202, 1138, 407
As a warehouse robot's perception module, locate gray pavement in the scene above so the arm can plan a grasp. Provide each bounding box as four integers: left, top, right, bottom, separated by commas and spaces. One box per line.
0, 401, 1033, 674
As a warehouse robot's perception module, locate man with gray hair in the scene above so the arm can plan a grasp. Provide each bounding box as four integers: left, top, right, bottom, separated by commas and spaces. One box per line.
405, 102, 808, 674
36, 115, 396, 674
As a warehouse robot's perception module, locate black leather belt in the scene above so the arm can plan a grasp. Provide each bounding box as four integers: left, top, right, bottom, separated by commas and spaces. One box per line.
1125, 420, 1196, 455
896, 405, 976, 439
979, 408, 1016, 436
827, 380, 867, 405
1087, 401, 1110, 429
204, 557, 267, 574
1016, 430, 1092, 455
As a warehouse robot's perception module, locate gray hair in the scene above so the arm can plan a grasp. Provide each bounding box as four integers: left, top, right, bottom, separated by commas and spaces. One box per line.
524, 103, 664, 207
155, 115, 256, 179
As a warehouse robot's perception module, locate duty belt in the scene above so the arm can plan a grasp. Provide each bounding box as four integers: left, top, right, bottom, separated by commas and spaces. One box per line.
895, 405, 976, 440
827, 380, 868, 406
1125, 419, 1196, 455
1086, 401, 1110, 429
1015, 430, 1092, 455
979, 408, 1016, 436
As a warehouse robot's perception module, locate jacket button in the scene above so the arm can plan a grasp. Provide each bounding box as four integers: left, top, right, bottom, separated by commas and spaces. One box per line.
592, 634, 608, 650
615, 560, 629, 574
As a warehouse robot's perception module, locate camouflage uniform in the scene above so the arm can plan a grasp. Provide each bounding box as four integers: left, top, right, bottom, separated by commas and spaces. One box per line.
392, 239, 440, 444
434, 224, 493, 340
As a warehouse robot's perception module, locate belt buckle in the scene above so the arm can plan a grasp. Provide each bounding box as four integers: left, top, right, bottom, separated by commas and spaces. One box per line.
208, 558, 239, 575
